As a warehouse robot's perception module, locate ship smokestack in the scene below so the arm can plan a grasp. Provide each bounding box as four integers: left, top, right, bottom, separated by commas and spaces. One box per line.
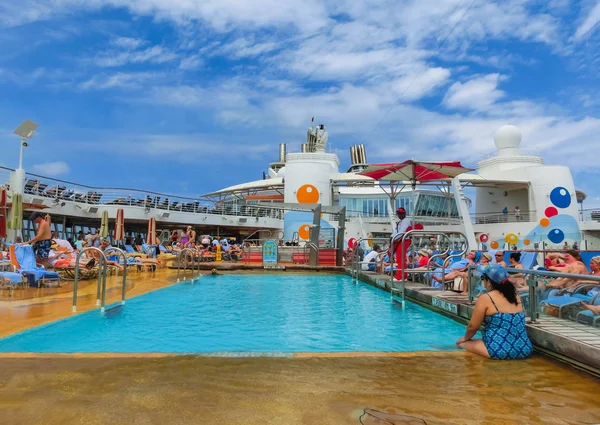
301, 143, 308, 153
279, 143, 287, 162
359, 144, 367, 164
347, 144, 369, 173
350, 146, 357, 165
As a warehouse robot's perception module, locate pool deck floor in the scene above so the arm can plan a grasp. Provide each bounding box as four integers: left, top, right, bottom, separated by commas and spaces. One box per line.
1, 353, 599, 425
1, 268, 600, 424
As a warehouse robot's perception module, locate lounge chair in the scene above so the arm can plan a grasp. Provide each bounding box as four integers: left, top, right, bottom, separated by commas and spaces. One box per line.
8, 245, 61, 288
24, 179, 38, 194
0, 270, 27, 291
576, 293, 600, 327
540, 285, 599, 318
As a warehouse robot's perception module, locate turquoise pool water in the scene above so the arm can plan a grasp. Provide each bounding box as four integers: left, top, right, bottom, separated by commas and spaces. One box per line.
0, 274, 467, 353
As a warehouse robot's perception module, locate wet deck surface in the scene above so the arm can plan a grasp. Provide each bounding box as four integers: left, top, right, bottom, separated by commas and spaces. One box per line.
0, 269, 180, 338
1, 354, 599, 425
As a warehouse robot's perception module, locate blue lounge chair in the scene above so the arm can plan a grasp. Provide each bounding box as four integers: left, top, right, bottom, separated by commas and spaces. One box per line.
11, 245, 60, 287
576, 294, 600, 327
541, 287, 598, 318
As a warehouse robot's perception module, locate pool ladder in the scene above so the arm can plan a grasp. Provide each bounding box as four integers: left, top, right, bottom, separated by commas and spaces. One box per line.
177, 248, 201, 282
72, 247, 128, 314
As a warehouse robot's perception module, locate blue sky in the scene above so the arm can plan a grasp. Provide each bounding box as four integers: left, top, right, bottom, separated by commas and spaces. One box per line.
0, 0, 599, 208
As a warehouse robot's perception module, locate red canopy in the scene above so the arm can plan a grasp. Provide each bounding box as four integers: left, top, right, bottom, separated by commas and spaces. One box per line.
360, 160, 473, 186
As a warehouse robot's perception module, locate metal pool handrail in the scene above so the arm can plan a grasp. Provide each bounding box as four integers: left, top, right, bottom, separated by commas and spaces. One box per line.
177, 248, 200, 282
73, 247, 108, 313
103, 247, 128, 307
352, 237, 391, 283
397, 230, 469, 290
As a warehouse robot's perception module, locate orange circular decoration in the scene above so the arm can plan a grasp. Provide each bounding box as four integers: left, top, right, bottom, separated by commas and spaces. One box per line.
298, 224, 311, 240
540, 218, 550, 227
524, 239, 531, 246
490, 241, 499, 249
505, 233, 518, 245
296, 184, 319, 204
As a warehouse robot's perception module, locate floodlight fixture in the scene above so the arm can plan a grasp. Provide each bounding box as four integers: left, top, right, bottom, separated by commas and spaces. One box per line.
12, 120, 39, 169
13, 120, 39, 139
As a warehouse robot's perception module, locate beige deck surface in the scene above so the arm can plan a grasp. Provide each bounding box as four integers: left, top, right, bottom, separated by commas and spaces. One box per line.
1, 354, 599, 425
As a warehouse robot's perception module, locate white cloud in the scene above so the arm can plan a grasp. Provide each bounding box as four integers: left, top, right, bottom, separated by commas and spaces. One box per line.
111, 36, 146, 49
443, 74, 506, 111
389, 67, 451, 101
0, 0, 330, 32
79, 72, 162, 90
217, 37, 279, 58
32, 161, 69, 176
573, 1, 600, 40
94, 45, 178, 67
179, 54, 203, 70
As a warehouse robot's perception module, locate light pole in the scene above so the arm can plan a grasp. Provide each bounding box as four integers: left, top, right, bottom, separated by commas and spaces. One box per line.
11, 120, 38, 195
13, 120, 38, 170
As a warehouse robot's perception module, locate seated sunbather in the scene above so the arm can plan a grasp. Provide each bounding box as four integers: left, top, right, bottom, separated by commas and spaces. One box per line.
97, 239, 124, 270
459, 252, 492, 295
47, 245, 95, 269
506, 252, 527, 291
547, 250, 588, 289
572, 256, 600, 286
431, 251, 476, 288
493, 251, 507, 267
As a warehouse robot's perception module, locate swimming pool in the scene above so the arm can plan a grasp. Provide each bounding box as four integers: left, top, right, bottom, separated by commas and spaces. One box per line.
0, 274, 467, 353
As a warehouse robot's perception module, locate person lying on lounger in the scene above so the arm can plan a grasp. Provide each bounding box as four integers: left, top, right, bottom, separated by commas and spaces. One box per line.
547, 250, 588, 289
431, 251, 477, 288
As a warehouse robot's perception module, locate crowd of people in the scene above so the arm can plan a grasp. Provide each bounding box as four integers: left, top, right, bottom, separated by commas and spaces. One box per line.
3, 214, 244, 272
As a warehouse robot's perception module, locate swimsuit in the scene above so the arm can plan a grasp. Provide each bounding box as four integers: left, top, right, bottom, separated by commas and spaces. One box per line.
33, 239, 52, 259
482, 294, 533, 360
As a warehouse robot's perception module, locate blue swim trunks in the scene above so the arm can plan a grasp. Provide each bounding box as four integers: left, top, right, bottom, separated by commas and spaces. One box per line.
33, 239, 51, 259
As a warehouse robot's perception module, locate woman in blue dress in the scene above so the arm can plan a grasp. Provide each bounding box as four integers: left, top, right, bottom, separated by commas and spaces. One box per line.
456, 265, 533, 360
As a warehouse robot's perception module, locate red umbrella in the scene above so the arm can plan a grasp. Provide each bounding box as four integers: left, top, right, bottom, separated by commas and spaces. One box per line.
360, 160, 473, 214
0, 188, 7, 238
146, 218, 157, 245
360, 160, 473, 188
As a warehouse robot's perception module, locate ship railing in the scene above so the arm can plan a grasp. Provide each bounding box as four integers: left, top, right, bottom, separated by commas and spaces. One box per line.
466, 266, 600, 325
470, 211, 535, 224
0, 166, 284, 220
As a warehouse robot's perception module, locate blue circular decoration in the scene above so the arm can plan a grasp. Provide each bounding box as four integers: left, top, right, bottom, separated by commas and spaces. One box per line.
548, 229, 565, 244
549, 187, 571, 209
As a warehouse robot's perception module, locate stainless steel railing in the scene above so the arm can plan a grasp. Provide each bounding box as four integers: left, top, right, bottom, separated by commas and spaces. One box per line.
103, 247, 128, 307
177, 248, 201, 282
466, 266, 600, 324
72, 247, 108, 313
